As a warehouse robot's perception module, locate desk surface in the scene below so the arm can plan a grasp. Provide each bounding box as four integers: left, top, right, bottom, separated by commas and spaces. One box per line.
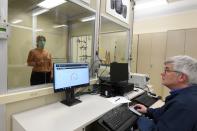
13, 94, 119, 131
12, 89, 148, 131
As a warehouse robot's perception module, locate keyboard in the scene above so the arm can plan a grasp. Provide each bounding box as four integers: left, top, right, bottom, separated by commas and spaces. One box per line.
98, 104, 138, 131
133, 93, 158, 107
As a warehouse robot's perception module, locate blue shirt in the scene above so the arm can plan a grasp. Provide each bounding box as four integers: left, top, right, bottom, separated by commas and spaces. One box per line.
137, 85, 197, 131
170, 88, 183, 95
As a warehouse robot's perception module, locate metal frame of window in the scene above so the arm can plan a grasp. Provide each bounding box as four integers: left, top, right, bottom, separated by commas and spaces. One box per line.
0, 0, 8, 130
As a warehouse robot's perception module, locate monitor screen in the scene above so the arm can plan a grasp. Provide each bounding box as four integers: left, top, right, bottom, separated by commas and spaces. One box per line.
53, 63, 89, 92
110, 62, 128, 82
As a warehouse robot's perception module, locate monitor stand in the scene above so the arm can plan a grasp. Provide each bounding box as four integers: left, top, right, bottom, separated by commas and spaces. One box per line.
61, 88, 81, 106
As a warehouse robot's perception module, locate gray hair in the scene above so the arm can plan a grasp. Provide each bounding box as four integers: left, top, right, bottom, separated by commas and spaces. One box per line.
165, 55, 197, 84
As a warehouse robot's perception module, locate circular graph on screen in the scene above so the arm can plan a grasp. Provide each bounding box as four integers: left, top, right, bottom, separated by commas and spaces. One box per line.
70, 73, 78, 81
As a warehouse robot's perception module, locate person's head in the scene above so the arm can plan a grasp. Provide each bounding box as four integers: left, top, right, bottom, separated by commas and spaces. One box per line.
161, 55, 197, 90
36, 35, 46, 49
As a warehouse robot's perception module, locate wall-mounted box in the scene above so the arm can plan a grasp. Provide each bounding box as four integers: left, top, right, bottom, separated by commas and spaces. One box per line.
0, 23, 8, 40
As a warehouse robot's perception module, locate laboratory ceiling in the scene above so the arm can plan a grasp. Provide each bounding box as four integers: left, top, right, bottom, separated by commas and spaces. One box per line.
8, 0, 94, 24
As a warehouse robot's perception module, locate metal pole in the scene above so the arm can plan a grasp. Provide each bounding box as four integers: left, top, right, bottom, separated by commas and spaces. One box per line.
91, 0, 101, 77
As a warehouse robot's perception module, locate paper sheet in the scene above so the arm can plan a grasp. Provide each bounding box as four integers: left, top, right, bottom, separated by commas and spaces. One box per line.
107, 96, 131, 104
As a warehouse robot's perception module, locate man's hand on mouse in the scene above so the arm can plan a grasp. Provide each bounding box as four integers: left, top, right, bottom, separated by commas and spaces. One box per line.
134, 104, 148, 114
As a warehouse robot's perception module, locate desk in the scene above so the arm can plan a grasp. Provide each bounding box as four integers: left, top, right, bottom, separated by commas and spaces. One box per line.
12, 95, 118, 131
12, 89, 148, 131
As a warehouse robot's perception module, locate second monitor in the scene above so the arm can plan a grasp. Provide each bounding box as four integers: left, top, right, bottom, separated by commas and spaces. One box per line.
110, 62, 129, 83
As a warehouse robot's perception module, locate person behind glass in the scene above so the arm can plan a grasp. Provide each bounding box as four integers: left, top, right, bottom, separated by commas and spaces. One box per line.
134, 55, 197, 131
27, 35, 53, 85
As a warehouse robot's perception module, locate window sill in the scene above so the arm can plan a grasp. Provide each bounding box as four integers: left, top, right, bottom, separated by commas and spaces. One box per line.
0, 78, 97, 104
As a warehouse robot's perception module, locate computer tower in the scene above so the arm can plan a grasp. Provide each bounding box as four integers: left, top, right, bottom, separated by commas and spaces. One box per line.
99, 82, 134, 97
112, 82, 134, 96
100, 82, 115, 97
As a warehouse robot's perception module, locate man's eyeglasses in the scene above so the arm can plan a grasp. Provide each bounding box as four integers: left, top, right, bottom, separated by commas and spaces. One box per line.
163, 69, 182, 74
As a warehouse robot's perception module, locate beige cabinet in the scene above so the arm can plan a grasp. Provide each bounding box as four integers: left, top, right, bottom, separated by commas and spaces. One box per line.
185, 29, 197, 58
165, 28, 197, 59
137, 32, 166, 96
166, 30, 185, 58
150, 33, 167, 96
137, 34, 152, 75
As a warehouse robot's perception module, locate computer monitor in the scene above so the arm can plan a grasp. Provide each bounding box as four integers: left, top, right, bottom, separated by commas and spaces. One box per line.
53, 63, 89, 106
110, 62, 129, 83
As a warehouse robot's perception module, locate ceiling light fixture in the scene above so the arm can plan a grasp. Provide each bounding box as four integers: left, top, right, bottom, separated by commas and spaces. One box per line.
81, 16, 95, 22
32, 8, 49, 16
135, 0, 168, 11
10, 24, 32, 30
11, 19, 23, 24
37, 0, 66, 9
53, 24, 68, 28
36, 29, 44, 32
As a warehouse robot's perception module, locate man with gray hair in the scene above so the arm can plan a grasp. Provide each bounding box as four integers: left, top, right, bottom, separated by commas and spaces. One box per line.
134, 55, 197, 131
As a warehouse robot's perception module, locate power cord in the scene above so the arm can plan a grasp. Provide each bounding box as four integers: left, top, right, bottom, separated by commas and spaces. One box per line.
89, 51, 104, 78
89, 59, 100, 73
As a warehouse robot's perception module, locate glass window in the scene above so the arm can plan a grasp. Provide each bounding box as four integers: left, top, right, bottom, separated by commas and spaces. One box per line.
8, 0, 34, 89
98, 16, 130, 77
8, 0, 95, 89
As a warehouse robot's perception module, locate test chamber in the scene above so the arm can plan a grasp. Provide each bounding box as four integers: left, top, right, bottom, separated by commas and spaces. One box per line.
129, 73, 150, 89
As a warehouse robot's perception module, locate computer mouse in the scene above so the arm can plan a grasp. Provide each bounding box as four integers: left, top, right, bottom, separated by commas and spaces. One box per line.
129, 106, 142, 116
134, 106, 141, 110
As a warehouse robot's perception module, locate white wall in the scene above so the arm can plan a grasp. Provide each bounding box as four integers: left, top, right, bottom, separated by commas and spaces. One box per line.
134, 9, 197, 34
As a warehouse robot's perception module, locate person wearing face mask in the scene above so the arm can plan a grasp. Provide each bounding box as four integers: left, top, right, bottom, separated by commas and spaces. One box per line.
27, 35, 53, 85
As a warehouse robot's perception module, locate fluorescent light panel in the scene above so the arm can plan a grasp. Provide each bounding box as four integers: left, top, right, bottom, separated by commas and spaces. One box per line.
53, 24, 67, 28
38, 0, 66, 9
81, 16, 95, 22
32, 9, 49, 16
135, 0, 168, 11
36, 29, 44, 32
10, 24, 32, 30
11, 19, 23, 24
10, 25, 43, 32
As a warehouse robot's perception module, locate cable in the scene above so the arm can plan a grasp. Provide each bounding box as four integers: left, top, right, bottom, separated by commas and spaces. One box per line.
134, 84, 151, 92
99, 64, 108, 77
89, 52, 103, 74
89, 59, 100, 73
